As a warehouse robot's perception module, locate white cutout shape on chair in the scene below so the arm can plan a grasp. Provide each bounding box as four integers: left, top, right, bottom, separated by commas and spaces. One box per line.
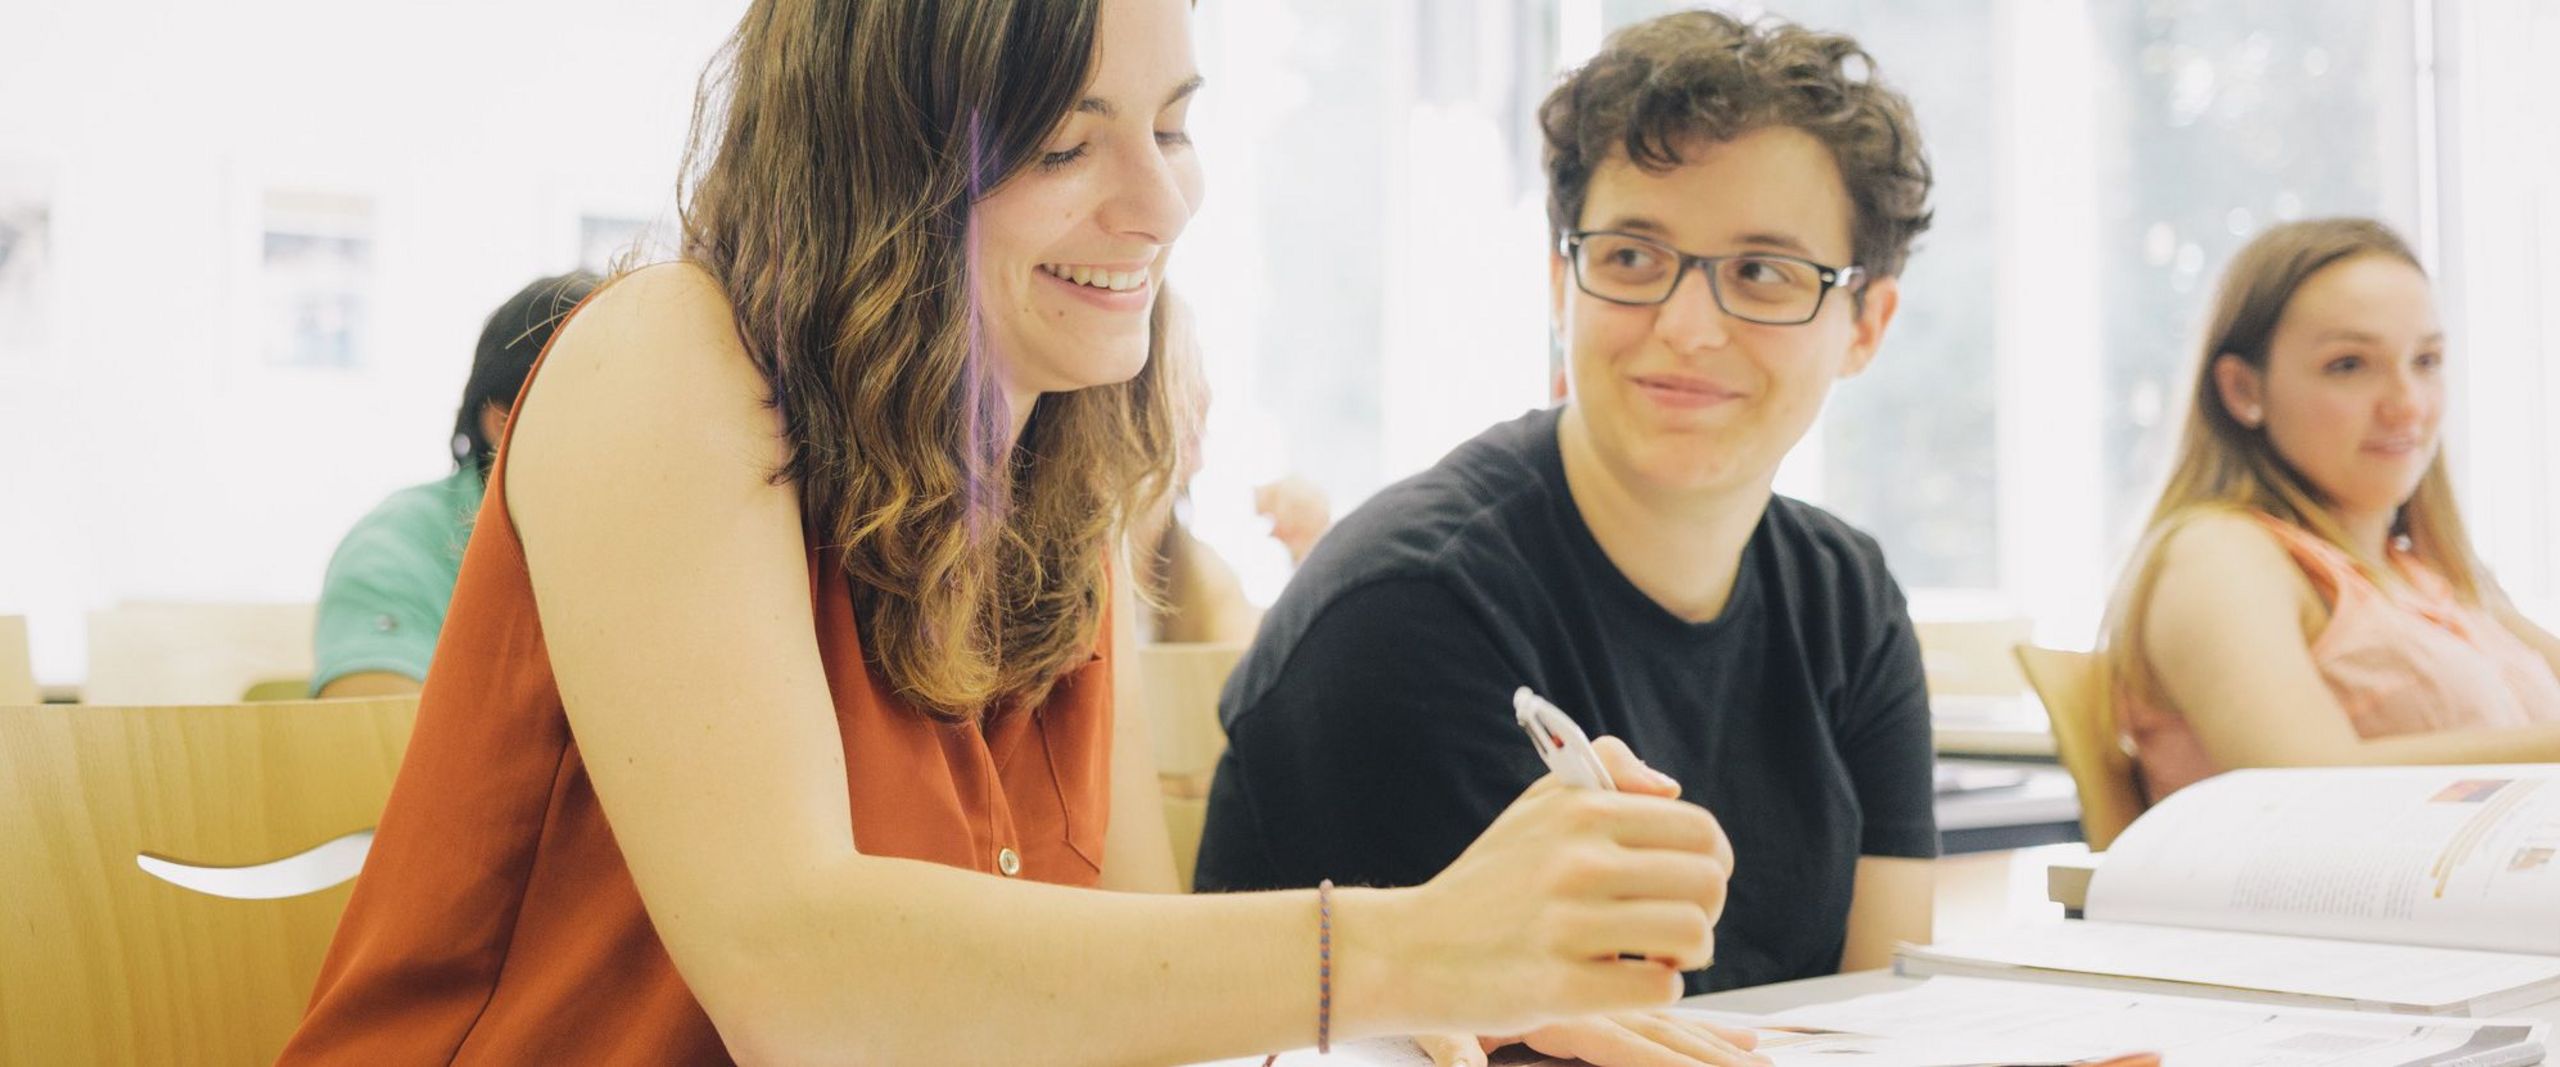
134, 829, 375, 900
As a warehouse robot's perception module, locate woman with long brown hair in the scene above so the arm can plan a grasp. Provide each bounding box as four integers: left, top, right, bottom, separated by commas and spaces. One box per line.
277, 1, 1756, 1064
2104, 217, 2560, 805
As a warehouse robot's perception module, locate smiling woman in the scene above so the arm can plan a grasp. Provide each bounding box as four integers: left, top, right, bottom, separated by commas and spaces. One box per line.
267, 1, 1748, 1065
2105, 217, 2560, 807
978, 65, 1203, 409
678, 0, 1190, 723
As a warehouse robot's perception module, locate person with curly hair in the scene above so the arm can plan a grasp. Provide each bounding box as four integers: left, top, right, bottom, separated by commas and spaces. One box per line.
1199, 11, 1941, 1062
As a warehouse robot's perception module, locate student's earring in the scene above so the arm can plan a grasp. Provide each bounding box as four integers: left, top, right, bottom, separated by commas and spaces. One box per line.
2236, 406, 2262, 429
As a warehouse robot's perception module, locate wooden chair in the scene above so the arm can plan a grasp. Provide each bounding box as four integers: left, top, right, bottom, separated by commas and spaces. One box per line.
84, 602, 316, 707
1137, 642, 1247, 889
1914, 617, 2034, 697
2013, 645, 2145, 850
0, 614, 36, 705
0, 697, 417, 1065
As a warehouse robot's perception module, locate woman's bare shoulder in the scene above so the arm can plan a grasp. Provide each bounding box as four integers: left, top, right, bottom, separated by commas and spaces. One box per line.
510, 261, 787, 513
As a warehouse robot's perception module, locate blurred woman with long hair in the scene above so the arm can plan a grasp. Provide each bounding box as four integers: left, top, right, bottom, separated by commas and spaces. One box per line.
2104, 217, 2560, 805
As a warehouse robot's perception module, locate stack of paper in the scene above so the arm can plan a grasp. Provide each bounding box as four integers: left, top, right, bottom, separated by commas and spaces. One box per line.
1734, 977, 2547, 1066
1189, 977, 2548, 1067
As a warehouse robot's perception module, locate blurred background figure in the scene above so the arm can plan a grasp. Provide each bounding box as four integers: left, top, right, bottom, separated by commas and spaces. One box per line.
2103, 219, 2560, 803
1133, 288, 1330, 644
310, 272, 598, 697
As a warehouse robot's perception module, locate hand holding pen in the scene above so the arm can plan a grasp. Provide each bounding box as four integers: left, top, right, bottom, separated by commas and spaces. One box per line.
1405, 688, 1764, 1067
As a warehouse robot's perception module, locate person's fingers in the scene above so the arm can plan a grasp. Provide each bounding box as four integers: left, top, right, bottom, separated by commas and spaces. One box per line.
1680, 1015, 1760, 1051
1592, 735, 1682, 796
1620, 1011, 1770, 1065
1557, 790, 1724, 858
1411, 1032, 1491, 1067
1569, 849, 1728, 910
1552, 901, 1715, 971
1529, 1017, 1713, 1067
1586, 739, 1732, 870
1555, 955, 1687, 1015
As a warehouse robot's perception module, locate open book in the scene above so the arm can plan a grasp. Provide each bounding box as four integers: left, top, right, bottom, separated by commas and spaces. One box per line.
1900, 764, 2560, 1016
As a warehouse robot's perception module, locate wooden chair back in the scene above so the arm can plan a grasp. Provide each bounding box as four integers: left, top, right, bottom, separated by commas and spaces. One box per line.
1137, 642, 1247, 888
85, 602, 317, 706
0, 615, 36, 705
0, 697, 416, 1064
2013, 645, 2145, 849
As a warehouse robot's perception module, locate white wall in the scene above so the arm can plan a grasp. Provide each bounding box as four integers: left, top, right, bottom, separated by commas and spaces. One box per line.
0, 0, 744, 682
5, 0, 2556, 684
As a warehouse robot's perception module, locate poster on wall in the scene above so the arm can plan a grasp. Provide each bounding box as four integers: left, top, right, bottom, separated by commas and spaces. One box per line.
0, 161, 52, 367
261, 190, 374, 369
578, 213, 658, 275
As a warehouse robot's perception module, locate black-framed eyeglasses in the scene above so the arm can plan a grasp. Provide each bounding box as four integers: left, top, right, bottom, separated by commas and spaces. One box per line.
1562, 230, 1865, 326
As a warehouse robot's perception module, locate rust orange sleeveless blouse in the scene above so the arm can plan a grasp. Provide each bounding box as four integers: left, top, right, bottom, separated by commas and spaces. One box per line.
279, 343, 1116, 1063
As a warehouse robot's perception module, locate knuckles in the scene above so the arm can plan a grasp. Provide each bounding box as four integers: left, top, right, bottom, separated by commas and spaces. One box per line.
1543, 844, 1620, 897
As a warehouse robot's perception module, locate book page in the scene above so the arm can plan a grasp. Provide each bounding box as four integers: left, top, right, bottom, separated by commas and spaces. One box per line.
2087, 765, 2560, 953
1901, 920, 2560, 1010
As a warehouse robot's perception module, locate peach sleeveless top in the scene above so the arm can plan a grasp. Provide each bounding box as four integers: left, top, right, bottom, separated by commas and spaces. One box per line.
2125, 512, 2560, 803
278, 337, 1115, 1064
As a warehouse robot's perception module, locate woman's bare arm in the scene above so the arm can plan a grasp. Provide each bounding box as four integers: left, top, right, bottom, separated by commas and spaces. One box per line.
1838, 856, 1931, 972
2487, 596, 2560, 685
1100, 542, 1183, 893
505, 264, 1728, 1064
2143, 513, 2560, 769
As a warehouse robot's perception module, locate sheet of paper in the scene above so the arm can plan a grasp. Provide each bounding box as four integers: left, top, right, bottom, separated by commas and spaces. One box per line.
1757, 977, 2547, 1067
1187, 974, 2552, 1067
1903, 919, 2560, 1010
2089, 765, 2560, 955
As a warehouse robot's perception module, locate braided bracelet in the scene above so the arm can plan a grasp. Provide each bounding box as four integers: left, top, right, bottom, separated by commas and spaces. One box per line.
1317, 878, 1334, 1052
1260, 879, 1336, 1066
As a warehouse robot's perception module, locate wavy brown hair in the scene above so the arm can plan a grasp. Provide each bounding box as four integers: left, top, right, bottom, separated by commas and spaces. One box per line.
677, 0, 1184, 721
1540, 9, 1935, 282
2105, 218, 2481, 702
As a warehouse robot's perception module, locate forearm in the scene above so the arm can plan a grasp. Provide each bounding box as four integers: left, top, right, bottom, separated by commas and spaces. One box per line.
700, 855, 1412, 1065
1099, 541, 1185, 895
2489, 605, 2560, 681
1837, 856, 1932, 972
2345, 722, 2560, 765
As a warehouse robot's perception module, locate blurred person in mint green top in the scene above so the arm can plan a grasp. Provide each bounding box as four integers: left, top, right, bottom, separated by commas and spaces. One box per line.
312, 273, 599, 697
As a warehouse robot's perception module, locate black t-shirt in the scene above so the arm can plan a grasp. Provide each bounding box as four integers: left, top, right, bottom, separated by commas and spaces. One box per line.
1194, 406, 1937, 995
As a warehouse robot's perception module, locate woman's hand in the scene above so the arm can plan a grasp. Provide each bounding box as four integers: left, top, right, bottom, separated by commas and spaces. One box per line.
1402, 741, 1758, 1065
1349, 736, 1732, 1040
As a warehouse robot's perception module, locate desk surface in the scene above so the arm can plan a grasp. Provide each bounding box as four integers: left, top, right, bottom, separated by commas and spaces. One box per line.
1934, 759, 2082, 854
